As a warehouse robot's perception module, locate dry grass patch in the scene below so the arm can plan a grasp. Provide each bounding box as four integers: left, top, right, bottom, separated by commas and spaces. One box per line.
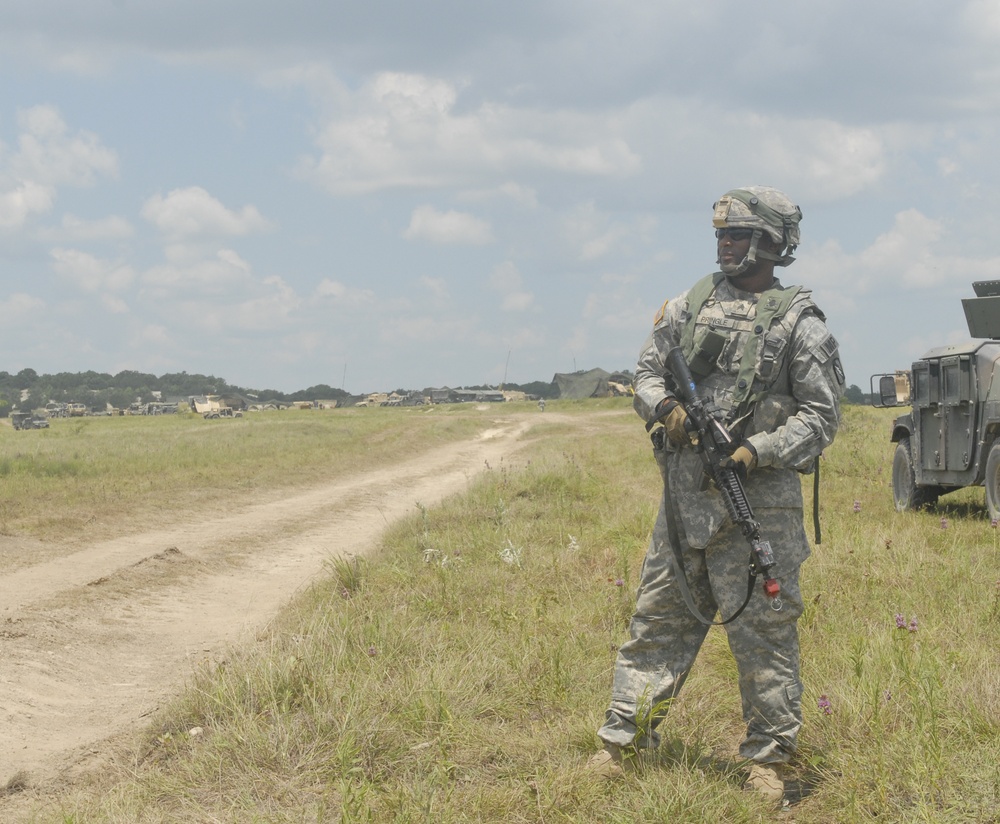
11, 402, 1000, 823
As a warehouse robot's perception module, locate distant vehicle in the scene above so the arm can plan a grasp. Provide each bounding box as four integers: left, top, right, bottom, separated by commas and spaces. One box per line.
871, 280, 1000, 518
11, 412, 50, 430
204, 406, 242, 419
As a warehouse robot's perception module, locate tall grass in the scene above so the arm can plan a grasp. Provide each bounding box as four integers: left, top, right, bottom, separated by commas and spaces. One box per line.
0, 407, 490, 544
10, 403, 1000, 823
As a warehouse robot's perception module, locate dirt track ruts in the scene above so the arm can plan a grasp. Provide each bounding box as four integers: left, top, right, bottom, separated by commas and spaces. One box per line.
0, 413, 541, 814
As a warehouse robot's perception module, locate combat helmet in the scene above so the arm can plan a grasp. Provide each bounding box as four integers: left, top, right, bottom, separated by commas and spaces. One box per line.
712, 186, 802, 276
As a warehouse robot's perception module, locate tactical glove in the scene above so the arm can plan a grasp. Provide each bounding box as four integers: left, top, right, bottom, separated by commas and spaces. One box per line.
720, 442, 758, 480
655, 398, 693, 446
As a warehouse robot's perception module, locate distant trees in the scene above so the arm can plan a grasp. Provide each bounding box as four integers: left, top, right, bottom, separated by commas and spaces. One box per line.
843, 384, 871, 405
0, 368, 658, 415
0, 369, 352, 416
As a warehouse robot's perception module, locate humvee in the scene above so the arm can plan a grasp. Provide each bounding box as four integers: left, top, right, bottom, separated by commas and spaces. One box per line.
11, 411, 50, 430
871, 280, 1000, 519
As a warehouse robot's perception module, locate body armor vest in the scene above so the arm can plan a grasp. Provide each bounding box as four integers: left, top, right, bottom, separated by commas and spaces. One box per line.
677, 272, 823, 421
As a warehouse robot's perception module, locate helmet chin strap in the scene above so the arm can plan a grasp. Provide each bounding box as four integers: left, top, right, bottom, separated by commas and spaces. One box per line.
718, 229, 791, 277
719, 229, 763, 276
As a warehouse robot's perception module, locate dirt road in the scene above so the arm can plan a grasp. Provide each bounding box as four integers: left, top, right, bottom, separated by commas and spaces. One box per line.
0, 413, 539, 811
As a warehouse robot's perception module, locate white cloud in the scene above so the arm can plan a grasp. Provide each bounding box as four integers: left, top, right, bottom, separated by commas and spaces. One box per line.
141, 248, 257, 298
50, 247, 134, 293
10, 105, 118, 187
489, 261, 535, 312
0, 180, 54, 229
224, 276, 300, 331
141, 186, 271, 238
137, 324, 171, 345
38, 213, 133, 242
296, 70, 641, 195
0, 293, 46, 326
621, 97, 887, 203
403, 204, 494, 245
419, 275, 450, 302
802, 208, 1000, 321
313, 278, 376, 307
101, 295, 129, 314
379, 313, 487, 346
458, 181, 539, 208
498, 182, 539, 207
561, 201, 657, 262
0, 105, 117, 228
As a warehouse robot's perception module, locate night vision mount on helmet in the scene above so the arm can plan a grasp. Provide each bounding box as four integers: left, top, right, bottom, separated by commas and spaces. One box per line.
713, 186, 802, 277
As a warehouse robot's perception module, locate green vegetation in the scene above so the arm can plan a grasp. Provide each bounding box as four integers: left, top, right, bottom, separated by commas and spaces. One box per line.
0, 406, 488, 544
8, 404, 1000, 822
0, 367, 576, 417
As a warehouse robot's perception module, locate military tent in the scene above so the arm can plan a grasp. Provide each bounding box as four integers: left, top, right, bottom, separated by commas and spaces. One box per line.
552, 368, 612, 399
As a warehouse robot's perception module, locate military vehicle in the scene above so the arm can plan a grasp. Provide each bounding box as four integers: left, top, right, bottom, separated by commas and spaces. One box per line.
871, 281, 1000, 519
11, 411, 50, 430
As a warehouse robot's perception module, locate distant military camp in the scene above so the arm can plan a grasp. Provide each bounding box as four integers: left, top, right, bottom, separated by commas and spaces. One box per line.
1, 367, 637, 427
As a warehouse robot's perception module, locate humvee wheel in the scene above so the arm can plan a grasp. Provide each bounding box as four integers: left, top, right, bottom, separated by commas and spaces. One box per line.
892, 438, 939, 511
984, 442, 1000, 521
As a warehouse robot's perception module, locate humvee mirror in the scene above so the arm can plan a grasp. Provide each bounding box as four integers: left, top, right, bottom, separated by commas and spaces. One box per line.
878, 375, 898, 407
870, 373, 906, 408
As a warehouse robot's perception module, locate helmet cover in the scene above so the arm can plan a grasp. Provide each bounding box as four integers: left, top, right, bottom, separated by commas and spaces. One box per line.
712, 186, 802, 250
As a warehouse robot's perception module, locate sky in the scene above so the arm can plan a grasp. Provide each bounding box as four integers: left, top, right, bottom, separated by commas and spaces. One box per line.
2, 1, 1000, 395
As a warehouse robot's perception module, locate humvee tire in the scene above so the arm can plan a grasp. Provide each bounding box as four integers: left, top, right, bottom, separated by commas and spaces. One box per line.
892, 437, 940, 512
984, 442, 1000, 521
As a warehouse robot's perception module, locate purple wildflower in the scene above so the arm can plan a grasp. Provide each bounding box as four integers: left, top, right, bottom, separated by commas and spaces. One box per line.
895, 613, 906, 629
367, 645, 378, 656
908, 616, 918, 633
853, 500, 861, 513
817, 694, 833, 715
884, 690, 892, 703
614, 578, 625, 587
940, 517, 949, 529
992, 518, 999, 528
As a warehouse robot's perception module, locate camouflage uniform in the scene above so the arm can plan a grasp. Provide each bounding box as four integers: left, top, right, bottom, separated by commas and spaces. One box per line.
598, 274, 843, 765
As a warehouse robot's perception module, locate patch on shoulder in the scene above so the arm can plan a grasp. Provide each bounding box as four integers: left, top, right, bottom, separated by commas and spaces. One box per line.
833, 357, 845, 386
815, 332, 839, 363
653, 298, 669, 326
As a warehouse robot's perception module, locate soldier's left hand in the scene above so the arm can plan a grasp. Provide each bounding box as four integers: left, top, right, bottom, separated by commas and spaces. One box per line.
720, 442, 757, 480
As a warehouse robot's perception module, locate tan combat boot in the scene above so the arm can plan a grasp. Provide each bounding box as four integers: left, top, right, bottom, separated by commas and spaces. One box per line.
586, 744, 639, 779
744, 762, 784, 803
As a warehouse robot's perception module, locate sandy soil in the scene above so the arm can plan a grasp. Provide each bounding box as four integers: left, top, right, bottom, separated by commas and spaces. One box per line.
0, 412, 545, 817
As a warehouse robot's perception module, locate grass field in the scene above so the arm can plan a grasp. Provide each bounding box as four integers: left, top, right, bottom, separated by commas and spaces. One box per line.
0, 406, 490, 547
5, 401, 1000, 822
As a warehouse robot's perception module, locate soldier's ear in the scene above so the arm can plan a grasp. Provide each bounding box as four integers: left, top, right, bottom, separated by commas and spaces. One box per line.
756, 234, 779, 253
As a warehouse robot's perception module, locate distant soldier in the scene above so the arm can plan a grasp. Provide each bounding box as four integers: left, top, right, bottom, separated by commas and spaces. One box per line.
538, 399, 546, 411
588, 187, 844, 804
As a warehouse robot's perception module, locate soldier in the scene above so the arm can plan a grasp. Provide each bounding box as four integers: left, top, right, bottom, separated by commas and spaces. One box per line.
588, 186, 844, 804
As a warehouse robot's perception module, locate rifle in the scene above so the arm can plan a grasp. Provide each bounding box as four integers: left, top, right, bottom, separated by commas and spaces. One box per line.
663, 345, 781, 610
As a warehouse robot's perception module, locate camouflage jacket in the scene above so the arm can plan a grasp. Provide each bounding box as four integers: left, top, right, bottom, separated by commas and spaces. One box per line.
634, 274, 844, 549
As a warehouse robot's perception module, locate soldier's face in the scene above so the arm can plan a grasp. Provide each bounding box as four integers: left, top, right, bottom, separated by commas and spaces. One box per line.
717, 228, 752, 269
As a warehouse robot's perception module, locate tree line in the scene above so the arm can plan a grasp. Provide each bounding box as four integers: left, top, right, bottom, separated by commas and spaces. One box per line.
0, 368, 353, 417
0, 367, 874, 417
0, 369, 572, 417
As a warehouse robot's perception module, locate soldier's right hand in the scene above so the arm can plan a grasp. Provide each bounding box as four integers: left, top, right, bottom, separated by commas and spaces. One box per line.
655, 398, 694, 446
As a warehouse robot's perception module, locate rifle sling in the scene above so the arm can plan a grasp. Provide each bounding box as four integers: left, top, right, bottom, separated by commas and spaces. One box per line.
812, 455, 822, 544
662, 483, 757, 627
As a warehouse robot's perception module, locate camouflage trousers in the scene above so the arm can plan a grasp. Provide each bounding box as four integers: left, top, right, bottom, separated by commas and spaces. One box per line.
597, 493, 807, 765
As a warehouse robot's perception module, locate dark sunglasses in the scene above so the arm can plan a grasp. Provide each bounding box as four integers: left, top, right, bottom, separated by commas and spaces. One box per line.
715, 227, 754, 241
